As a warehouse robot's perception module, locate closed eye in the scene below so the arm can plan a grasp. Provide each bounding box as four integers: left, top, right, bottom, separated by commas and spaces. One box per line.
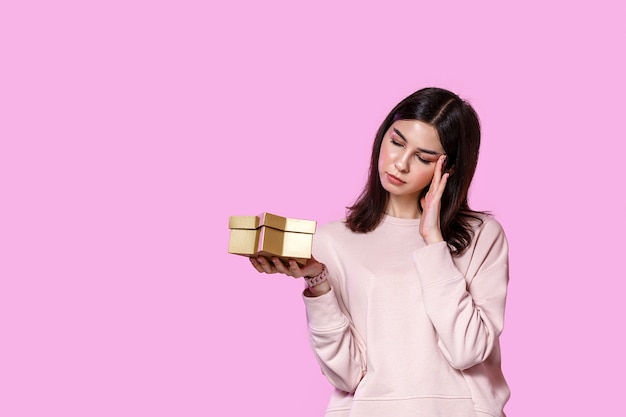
392, 138, 431, 164
415, 153, 431, 164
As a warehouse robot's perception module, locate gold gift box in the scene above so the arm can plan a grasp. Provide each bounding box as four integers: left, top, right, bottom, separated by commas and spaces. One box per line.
228, 212, 317, 265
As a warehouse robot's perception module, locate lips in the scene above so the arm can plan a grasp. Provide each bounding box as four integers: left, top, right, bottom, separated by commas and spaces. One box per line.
386, 172, 405, 185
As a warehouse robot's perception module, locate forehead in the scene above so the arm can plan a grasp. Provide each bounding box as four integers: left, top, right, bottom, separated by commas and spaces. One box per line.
388, 119, 443, 152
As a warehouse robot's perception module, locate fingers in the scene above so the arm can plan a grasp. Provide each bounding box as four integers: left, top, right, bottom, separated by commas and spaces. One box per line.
430, 155, 446, 190
436, 172, 449, 199
271, 257, 291, 274
286, 259, 304, 278
439, 154, 447, 167
250, 256, 277, 274
249, 256, 303, 278
425, 155, 447, 203
435, 154, 447, 184
249, 257, 264, 273
419, 155, 448, 244
259, 257, 275, 273
274, 258, 307, 278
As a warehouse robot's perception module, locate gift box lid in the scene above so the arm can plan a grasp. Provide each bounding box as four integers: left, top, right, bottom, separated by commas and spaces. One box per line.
228, 212, 316, 234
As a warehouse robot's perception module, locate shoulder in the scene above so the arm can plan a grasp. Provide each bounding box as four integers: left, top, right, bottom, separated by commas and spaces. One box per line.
467, 213, 508, 255
312, 219, 355, 256
473, 213, 506, 238
311, 220, 351, 270
317, 219, 349, 234
314, 219, 351, 244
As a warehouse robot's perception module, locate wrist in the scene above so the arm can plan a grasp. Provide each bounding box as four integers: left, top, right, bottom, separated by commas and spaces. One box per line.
305, 264, 324, 278
304, 280, 331, 297
421, 229, 444, 245
304, 265, 328, 288
425, 236, 444, 245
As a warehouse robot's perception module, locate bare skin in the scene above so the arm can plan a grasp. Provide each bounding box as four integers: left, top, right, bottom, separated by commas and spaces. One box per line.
419, 154, 449, 245
249, 256, 330, 296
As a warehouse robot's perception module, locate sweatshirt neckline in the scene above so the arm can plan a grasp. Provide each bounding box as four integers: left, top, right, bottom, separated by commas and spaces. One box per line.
382, 214, 421, 226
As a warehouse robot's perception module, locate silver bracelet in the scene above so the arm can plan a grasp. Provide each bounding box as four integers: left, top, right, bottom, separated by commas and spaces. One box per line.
304, 265, 328, 288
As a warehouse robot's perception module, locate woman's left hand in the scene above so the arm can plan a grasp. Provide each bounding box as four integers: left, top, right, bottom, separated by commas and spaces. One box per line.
420, 154, 449, 245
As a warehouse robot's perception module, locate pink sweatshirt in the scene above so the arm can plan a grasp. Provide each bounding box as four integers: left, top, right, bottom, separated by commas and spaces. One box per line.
302, 214, 510, 417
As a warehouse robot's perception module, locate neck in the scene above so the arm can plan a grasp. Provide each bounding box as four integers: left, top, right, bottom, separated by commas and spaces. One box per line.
385, 196, 421, 219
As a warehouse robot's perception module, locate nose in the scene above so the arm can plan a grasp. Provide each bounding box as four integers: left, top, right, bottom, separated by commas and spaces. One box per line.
394, 150, 411, 173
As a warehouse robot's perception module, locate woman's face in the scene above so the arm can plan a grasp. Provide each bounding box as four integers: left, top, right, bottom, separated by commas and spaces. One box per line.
378, 119, 445, 203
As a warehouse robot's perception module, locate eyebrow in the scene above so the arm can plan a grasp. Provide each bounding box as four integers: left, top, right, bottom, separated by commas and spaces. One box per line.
392, 128, 442, 156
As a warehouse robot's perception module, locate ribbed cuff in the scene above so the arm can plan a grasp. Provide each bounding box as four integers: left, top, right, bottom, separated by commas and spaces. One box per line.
302, 287, 347, 331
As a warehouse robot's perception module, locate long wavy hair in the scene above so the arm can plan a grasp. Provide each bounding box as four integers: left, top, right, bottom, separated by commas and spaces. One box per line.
345, 87, 486, 255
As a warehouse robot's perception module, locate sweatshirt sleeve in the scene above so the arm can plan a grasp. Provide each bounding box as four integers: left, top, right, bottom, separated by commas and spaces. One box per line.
412, 217, 509, 370
302, 227, 366, 393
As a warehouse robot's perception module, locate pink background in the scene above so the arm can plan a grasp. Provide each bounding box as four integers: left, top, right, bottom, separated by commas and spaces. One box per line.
1, 1, 624, 416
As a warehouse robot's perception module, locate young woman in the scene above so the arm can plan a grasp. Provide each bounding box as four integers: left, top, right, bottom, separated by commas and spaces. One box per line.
250, 87, 510, 417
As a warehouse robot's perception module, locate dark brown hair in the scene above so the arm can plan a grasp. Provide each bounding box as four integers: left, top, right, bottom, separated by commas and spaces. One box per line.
345, 87, 486, 254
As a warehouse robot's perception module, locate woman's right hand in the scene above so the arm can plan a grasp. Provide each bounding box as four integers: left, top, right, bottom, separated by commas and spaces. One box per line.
249, 256, 330, 296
